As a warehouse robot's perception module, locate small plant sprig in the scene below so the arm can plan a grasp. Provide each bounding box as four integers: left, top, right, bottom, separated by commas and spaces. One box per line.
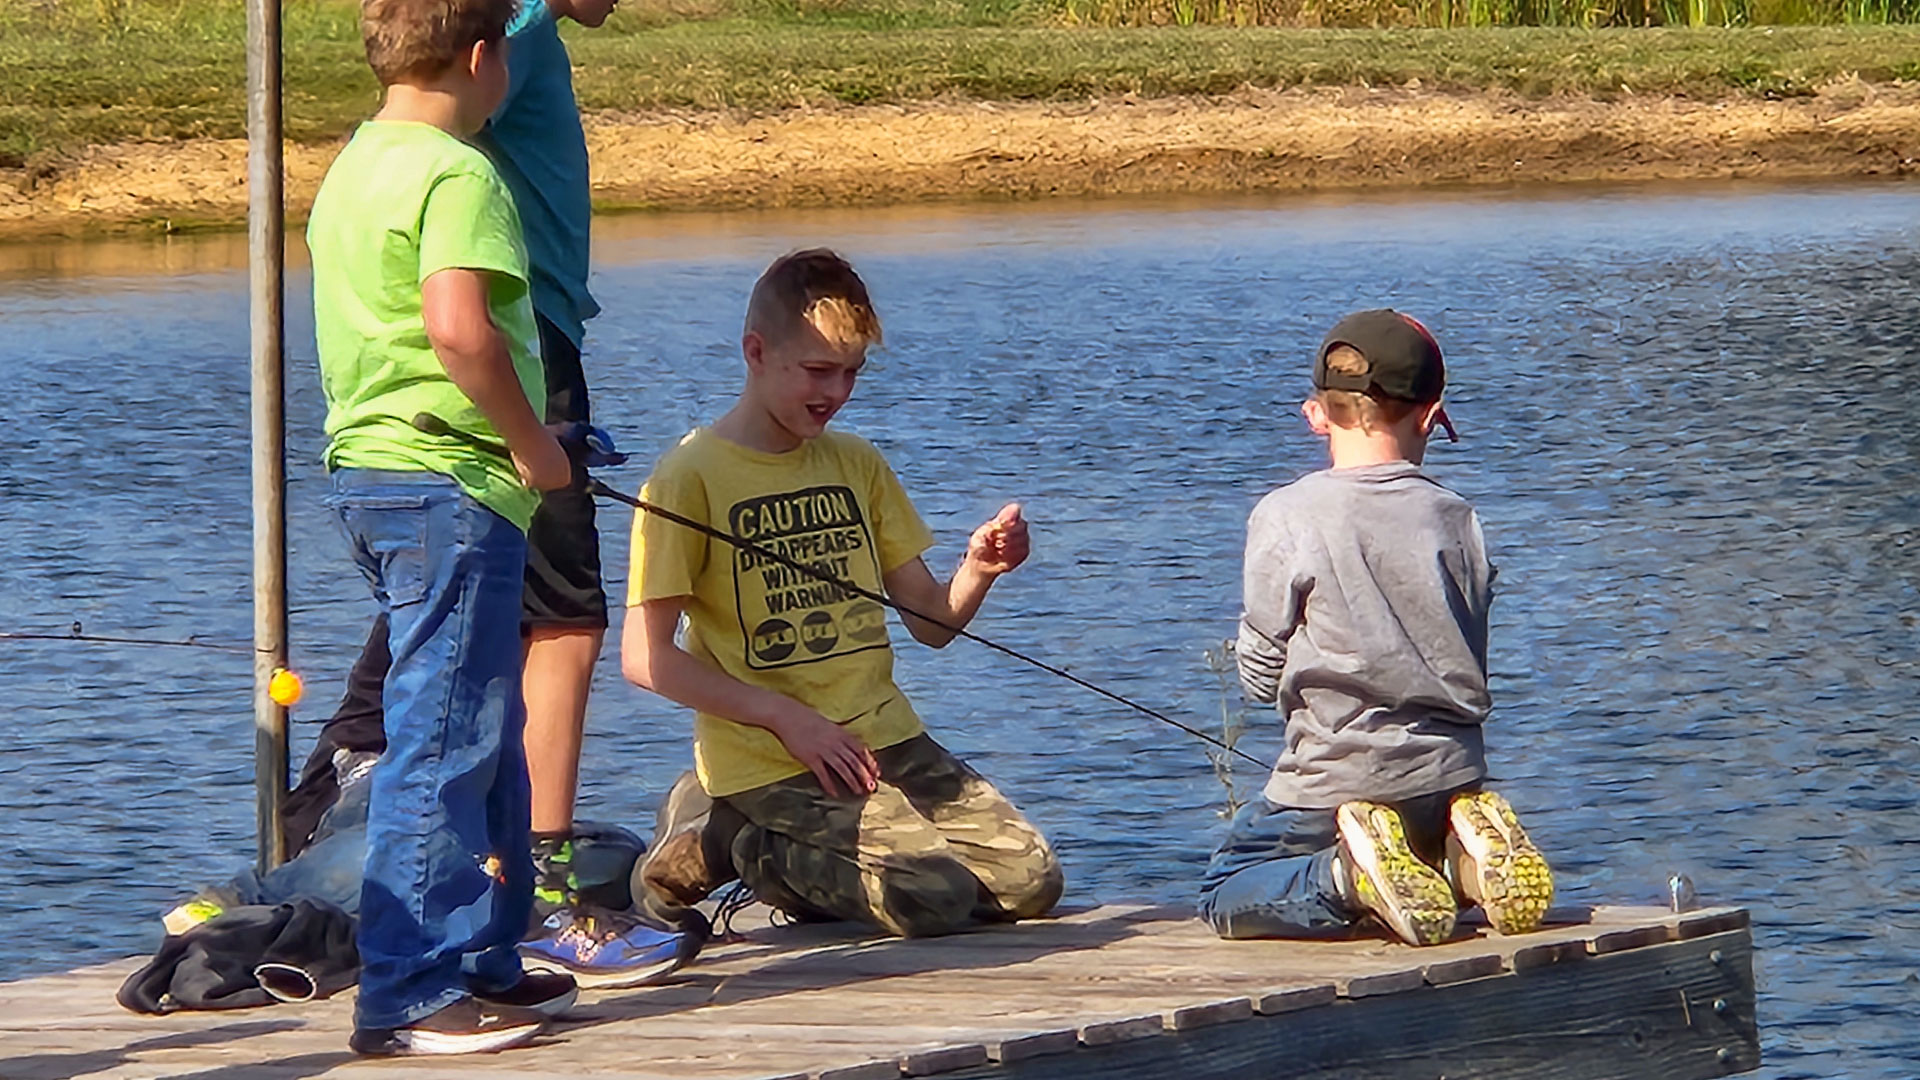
1201, 643, 1251, 819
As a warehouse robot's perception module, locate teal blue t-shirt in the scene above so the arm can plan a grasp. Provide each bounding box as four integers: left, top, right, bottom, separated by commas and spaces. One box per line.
472, 0, 599, 348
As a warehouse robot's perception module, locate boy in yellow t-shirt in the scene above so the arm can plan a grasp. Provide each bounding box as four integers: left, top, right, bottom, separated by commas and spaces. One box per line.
621, 250, 1063, 938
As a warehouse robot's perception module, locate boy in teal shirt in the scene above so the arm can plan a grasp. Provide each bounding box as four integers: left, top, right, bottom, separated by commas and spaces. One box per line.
307, 0, 573, 1055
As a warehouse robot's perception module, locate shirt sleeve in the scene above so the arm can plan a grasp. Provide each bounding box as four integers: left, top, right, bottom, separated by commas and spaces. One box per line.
494, 2, 555, 119
507, 0, 555, 37
867, 451, 935, 575
417, 169, 527, 285
1236, 617, 1286, 705
1238, 502, 1303, 704
628, 454, 710, 606
1472, 509, 1500, 600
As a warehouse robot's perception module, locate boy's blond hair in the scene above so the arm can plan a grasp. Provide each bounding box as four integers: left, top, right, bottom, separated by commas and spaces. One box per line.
361, 0, 516, 86
745, 249, 883, 351
1316, 344, 1424, 432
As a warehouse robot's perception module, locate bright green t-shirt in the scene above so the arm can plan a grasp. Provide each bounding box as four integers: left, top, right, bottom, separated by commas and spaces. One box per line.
306, 120, 546, 530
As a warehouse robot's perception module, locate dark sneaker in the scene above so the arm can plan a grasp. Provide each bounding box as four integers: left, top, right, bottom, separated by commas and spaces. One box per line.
530, 835, 577, 926
473, 971, 578, 1019
518, 905, 703, 990
349, 996, 545, 1056
1447, 790, 1554, 935
1334, 800, 1458, 947
634, 771, 740, 926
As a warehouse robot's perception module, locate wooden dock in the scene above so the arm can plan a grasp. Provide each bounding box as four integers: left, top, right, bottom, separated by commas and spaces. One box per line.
0, 903, 1757, 1080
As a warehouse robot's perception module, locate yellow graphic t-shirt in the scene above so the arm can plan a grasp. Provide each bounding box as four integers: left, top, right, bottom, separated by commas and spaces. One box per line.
628, 428, 936, 797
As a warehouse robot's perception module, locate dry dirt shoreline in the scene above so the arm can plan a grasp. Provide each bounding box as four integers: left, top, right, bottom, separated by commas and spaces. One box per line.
5, 84, 1919, 241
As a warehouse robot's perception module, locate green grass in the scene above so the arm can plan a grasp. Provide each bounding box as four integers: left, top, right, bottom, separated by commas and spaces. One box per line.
6, 0, 1920, 164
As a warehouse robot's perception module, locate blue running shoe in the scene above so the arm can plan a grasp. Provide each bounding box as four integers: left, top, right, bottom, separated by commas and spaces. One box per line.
517, 906, 702, 990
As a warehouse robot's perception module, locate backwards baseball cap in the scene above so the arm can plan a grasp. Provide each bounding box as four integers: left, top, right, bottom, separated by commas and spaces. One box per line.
1313, 308, 1457, 442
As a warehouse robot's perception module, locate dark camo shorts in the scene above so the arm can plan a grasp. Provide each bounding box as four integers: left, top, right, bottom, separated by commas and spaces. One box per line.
722, 734, 1064, 938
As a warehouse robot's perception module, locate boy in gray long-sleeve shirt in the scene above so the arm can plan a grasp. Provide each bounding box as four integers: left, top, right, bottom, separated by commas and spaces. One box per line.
1197, 310, 1553, 947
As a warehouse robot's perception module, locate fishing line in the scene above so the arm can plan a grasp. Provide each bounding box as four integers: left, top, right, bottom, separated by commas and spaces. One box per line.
0, 625, 253, 654
415, 412, 1265, 769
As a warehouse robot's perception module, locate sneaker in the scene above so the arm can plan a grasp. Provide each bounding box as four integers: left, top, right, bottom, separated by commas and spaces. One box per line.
634, 771, 738, 926
1334, 800, 1458, 947
528, 824, 648, 921
349, 996, 545, 1056
518, 905, 702, 990
1447, 790, 1554, 935
160, 894, 227, 937
473, 971, 578, 1019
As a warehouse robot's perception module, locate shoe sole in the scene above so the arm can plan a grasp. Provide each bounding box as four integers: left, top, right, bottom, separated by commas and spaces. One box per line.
1449, 791, 1554, 935
355, 1020, 543, 1056
518, 950, 689, 991
1336, 801, 1457, 947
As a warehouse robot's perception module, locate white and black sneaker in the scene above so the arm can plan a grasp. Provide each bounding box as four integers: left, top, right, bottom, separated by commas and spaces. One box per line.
473, 971, 578, 1019
349, 996, 546, 1056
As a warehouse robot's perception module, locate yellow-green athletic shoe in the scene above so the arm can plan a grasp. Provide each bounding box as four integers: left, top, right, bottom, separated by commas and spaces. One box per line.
1335, 801, 1458, 947
160, 894, 227, 937
1447, 790, 1554, 935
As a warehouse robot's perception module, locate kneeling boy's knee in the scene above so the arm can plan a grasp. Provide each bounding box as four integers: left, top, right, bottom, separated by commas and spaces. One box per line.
994, 843, 1065, 920
1195, 888, 1250, 940
879, 860, 983, 938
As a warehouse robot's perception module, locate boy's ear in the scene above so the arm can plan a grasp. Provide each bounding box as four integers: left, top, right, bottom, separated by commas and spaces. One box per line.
1301, 396, 1331, 436
742, 329, 766, 372
1419, 399, 1457, 443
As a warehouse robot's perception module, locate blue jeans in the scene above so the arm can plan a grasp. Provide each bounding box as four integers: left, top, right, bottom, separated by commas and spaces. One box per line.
328, 469, 534, 1029
1197, 787, 1465, 940
231, 754, 372, 914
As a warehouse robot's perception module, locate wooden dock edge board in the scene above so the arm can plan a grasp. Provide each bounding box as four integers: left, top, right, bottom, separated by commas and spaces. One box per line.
904, 1045, 994, 1076
1166, 998, 1256, 1032
1254, 984, 1338, 1015
1423, 952, 1506, 986
927, 927, 1759, 1080
988, 1030, 1079, 1064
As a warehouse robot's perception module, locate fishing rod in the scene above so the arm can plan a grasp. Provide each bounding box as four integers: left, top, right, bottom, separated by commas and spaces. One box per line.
413, 413, 1266, 768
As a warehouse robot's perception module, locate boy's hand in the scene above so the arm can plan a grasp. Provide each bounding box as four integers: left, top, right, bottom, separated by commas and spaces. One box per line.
513, 431, 572, 492
770, 706, 880, 798
964, 503, 1029, 576
552, 421, 629, 468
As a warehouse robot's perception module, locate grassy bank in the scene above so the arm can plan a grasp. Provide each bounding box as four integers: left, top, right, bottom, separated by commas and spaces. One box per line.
6, 0, 1920, 165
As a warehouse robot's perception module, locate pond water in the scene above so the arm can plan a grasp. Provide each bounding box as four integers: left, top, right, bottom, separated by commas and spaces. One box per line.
2, 182, 1916, 1078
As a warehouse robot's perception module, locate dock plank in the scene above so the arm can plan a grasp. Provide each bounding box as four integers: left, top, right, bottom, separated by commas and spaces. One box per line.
0, 905, 1757, 1080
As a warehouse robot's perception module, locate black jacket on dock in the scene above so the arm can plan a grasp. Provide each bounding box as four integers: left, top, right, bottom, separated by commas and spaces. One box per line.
117, 899, 358, 1014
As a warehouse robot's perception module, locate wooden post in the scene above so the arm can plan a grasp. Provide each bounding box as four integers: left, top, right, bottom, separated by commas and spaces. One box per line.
247, 0, 289, 875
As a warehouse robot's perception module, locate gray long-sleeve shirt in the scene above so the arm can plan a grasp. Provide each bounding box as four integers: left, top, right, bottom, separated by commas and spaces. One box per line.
1237, 461, 1494, 809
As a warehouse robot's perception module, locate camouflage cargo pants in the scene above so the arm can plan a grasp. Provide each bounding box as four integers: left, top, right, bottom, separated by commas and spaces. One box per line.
721, 734, 1063, 938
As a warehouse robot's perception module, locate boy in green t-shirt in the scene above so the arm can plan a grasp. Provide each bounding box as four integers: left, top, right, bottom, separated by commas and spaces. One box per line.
306, 0, 574, 1056
622, 250, 1063, 938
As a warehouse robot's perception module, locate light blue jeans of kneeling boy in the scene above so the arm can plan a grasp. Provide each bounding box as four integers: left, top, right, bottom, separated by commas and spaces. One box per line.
1197, 786, 1465, 940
